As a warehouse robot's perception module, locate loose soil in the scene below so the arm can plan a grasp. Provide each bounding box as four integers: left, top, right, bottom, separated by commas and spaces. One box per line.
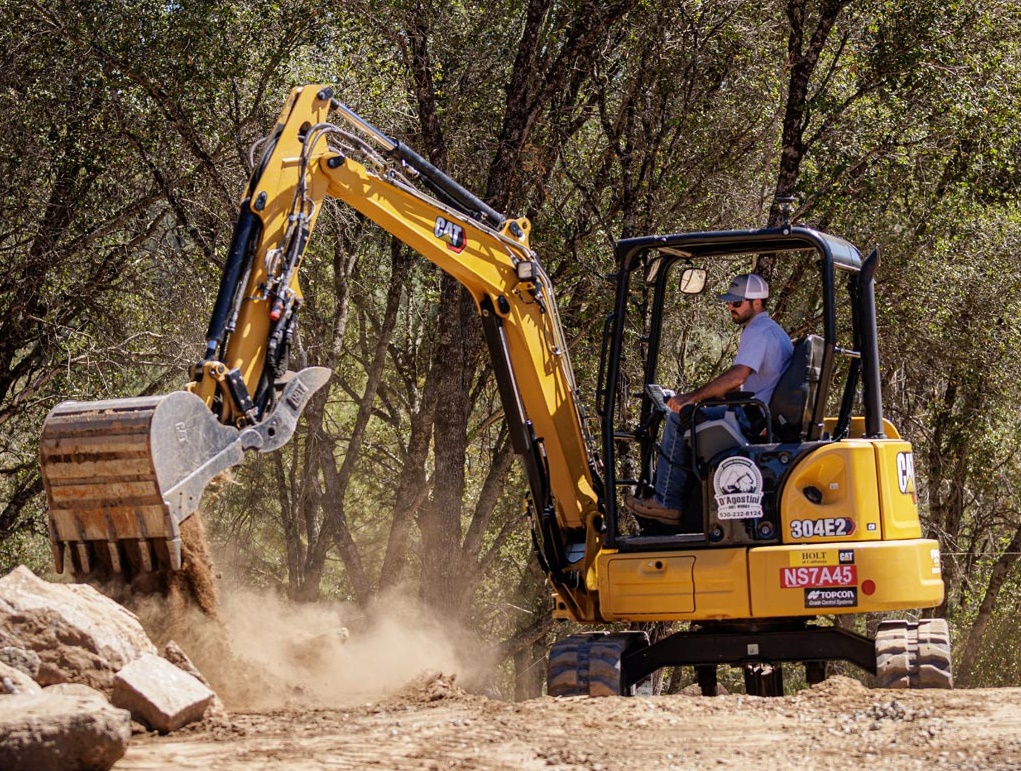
114, 674, 1021, 770
105, 542, 1021, 771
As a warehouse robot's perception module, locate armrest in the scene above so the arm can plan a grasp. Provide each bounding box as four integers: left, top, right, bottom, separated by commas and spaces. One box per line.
725, 390, 754, 400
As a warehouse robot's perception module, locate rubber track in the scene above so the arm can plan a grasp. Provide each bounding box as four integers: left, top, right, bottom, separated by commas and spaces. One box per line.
875, 618, 953, 689
547, 632, 647, 697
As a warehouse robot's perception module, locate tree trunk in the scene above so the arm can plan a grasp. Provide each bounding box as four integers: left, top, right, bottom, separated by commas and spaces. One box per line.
513, 641, 547, 701
378, 358, 439, 590
417, 277, 476, 617
926, 379, 984, 617
296, 239, 409, 602
765, 0, 849, 233
955, 523, 1021, 686
499, 558, 555, 699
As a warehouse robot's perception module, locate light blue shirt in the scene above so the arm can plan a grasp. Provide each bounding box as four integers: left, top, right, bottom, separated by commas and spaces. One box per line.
734, 312, 793, 404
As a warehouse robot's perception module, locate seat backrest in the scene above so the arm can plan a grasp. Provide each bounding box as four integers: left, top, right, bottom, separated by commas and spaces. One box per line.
768, 334, 824, 443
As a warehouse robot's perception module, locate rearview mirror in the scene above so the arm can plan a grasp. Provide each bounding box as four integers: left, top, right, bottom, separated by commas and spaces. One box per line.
678, 267, 707, 294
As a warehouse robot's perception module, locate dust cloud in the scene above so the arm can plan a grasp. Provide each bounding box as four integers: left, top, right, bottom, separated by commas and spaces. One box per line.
222, 586, 481, 706
133, 580, 490, 711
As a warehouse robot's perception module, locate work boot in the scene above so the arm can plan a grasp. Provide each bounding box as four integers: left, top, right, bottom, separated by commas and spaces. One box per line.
622, 494, 683, 525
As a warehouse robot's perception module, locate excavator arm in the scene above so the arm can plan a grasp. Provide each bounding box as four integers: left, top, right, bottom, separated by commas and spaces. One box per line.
41, 86, 601, 617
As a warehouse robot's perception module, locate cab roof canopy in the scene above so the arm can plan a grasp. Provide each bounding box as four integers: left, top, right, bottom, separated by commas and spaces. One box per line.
615, 227, 863, 275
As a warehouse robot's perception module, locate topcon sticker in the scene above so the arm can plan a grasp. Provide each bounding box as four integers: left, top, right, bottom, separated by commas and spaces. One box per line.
713, 456, 764, 520
804, 587, 858, 608
434, 216, 466, 253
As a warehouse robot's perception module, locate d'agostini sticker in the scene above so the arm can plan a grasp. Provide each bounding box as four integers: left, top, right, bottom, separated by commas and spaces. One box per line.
713, 456, 764, 520
434, 216, 466, 253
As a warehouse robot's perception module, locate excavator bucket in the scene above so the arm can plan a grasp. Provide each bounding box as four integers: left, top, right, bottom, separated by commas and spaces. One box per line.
41, 391, 243, 577
40, 367, 330, 577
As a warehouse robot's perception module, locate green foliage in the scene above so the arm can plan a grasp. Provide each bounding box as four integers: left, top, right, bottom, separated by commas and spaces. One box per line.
956, 566, 1021, 687
5, 0, 1021, 686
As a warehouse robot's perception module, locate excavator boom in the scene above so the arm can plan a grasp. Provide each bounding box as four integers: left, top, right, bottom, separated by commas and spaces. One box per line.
40, 86, 599, 595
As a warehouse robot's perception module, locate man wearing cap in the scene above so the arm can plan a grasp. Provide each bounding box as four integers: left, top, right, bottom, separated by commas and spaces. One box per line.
625, 273, 793, 526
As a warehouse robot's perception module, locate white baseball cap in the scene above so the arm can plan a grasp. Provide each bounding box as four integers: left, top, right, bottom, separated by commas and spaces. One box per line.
718, 273, 769, 302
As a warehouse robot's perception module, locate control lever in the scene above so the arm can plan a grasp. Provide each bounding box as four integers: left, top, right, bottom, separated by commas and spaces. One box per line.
645, 384, 676, 414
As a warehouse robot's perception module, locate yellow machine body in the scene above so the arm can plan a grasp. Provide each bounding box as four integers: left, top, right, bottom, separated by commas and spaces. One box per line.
584, 430, 940, 623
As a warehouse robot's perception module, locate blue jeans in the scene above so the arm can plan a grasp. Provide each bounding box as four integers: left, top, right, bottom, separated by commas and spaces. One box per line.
655, 406, 749, 509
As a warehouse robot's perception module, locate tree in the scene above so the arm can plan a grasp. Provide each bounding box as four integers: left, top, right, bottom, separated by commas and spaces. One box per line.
7, 0, 1021, 693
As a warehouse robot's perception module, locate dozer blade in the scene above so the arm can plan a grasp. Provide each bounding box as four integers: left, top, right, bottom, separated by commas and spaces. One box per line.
40, 366, 330, 577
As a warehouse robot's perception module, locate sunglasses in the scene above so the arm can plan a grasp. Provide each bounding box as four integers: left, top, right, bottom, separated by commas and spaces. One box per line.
727, 300, 748, 308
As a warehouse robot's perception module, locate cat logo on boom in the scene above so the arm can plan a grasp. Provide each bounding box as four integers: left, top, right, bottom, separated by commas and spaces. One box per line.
434, 216, 467, 253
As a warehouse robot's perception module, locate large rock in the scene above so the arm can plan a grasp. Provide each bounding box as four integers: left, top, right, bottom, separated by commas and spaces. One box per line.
112, 652, 215, 733
0, 566, 158, 692
164, 640, 230, 724
0, 690, 131, 771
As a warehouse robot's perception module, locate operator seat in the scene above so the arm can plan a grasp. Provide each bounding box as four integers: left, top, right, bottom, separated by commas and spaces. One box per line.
768, 334, 825, 442
688, 334, 825, 465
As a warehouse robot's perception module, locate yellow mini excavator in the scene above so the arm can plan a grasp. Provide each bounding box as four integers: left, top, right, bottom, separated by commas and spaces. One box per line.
39, 85, 951, 695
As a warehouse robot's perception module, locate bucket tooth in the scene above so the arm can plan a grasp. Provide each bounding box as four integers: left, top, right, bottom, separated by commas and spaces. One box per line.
51, 542, 65, 575
75, 542, 91, 574
168, 537, 183, 571
48, 516, 65, 574
105, 514, 123, 573
106, 541, 122, 573
137, 540, 154, 573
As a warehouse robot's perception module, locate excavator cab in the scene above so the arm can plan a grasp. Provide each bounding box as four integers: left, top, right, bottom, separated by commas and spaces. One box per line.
544, 226, 951, 697
599, 226, 866, 548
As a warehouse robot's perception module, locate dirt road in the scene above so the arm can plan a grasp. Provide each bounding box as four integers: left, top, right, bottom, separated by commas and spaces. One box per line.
114, 674, 1021, 770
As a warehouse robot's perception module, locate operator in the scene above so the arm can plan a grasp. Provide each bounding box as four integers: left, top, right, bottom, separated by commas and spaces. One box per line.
624, 273, 793, 525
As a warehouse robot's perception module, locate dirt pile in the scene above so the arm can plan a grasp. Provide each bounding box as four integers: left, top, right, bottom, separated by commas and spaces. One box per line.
793, 672, 870, 702
379, 671, 477, 710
